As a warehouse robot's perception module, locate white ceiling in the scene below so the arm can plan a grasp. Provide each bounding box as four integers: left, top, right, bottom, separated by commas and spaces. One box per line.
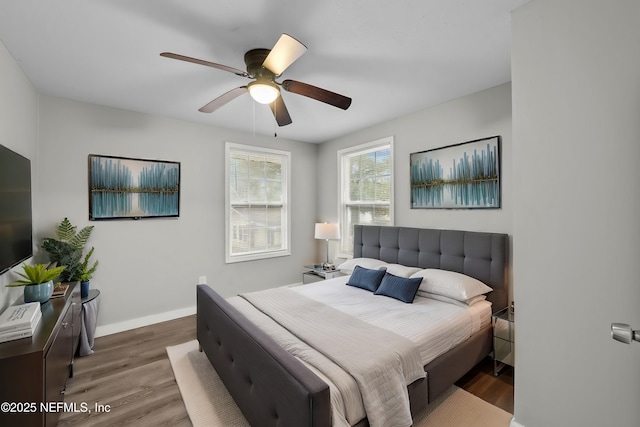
0, 0, 529, 144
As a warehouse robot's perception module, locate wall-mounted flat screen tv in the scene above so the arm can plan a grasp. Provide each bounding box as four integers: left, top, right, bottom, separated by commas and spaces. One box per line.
88, 154, 180, 220
0, 144, 33, 274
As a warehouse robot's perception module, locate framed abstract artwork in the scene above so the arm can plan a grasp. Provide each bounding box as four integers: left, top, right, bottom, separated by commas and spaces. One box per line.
88, 154, 180, 220
410, 136, 501, 209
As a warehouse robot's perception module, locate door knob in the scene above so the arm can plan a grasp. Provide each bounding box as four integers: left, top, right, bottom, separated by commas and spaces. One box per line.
611, 323, 640, 344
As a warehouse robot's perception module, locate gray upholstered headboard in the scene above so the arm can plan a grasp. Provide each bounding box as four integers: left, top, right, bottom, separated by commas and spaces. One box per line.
353, 225, 508, 312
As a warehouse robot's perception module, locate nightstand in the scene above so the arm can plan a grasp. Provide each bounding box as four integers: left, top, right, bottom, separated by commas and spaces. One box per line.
302, 265, 345, 284
492, 306, 515, 375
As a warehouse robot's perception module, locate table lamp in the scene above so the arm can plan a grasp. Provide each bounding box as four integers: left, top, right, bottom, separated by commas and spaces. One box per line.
314, 223, 340, 268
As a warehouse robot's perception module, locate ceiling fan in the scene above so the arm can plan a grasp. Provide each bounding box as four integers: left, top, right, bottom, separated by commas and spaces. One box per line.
160, 34, 352, 127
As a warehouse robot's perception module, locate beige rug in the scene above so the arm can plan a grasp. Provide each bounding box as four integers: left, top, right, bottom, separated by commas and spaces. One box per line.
167, 340, 512, 427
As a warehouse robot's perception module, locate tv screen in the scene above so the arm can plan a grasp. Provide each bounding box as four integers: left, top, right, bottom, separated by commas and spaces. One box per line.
0, 144, 33, 274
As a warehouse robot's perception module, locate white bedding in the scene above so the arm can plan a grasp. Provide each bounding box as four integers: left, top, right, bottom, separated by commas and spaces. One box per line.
239, 287, 424, 427
229, 295, 365, 427
293, 275, 492, 365
227, 275, 492, 427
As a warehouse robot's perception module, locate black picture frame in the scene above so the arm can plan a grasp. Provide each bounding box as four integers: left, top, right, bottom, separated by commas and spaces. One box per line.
410, 136, 501, 209
88, 154, 180, 220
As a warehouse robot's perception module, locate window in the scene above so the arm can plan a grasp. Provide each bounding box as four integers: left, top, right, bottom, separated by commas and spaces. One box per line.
338, 137, 394, 256
225, 142, 291, 263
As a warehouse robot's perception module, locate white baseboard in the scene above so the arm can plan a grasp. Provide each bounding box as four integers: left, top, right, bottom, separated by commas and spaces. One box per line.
510, 417, 525, 427
95, 305, 196, 338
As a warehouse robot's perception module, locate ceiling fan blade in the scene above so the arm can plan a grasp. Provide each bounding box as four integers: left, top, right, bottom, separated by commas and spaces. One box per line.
282, 80, 352, 110
262, 34, 307, 76
161, 52, 249, 77
269, 96, 293, 126
198, 86, 248, 113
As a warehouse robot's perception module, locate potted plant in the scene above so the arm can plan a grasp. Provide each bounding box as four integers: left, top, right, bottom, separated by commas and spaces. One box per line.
78, 247, 99, 298
6, 263, 67, 303
42, 218, 94, 283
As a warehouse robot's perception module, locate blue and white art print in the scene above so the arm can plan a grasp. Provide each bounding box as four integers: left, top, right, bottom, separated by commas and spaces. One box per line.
89, 155, 180, 220
410, 136, 501, 209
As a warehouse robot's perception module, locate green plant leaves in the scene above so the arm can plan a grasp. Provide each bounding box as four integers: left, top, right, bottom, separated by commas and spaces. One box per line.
70, 225, 94, 249
42, 218, 97, 282
56, 217, 76, 241
55, 217, 94, 249
79, 247, 99, 281
6, 263, 66, 287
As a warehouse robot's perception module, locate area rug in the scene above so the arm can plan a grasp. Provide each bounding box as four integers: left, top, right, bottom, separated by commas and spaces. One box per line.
167, 340, 512, 427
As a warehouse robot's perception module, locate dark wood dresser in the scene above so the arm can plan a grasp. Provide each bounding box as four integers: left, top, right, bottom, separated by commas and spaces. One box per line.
0, 282, 81, 426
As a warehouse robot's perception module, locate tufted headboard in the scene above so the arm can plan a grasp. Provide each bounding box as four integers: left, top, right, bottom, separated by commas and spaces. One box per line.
353, 225, 509, 312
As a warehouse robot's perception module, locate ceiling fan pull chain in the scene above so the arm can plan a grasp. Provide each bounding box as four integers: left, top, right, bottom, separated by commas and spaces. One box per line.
252, 100, 256, 137
273, 102, 278, 138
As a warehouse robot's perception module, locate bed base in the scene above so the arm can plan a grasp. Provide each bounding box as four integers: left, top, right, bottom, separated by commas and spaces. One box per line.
425, 323, 492, 401
197, 284, 492, 427
197, 225, 507, 427
197, 284, 330, 427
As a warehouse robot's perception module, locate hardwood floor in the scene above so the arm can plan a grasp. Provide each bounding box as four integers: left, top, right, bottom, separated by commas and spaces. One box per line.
455, 357, 514, 414
59, 314, 514, 426
59, 315, 196, 427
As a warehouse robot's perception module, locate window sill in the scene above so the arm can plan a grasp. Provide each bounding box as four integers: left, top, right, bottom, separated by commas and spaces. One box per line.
225, 250, 290, 264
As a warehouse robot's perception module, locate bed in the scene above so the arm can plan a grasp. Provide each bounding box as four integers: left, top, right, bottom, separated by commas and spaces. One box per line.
196, 225, 508, 427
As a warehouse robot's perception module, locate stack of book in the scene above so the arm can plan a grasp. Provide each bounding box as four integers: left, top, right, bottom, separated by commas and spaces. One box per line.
0, 302, 42, 344
51, 283, 68, 299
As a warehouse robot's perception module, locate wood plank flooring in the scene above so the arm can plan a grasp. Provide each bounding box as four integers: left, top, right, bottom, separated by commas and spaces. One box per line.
59, 315, 196, 426
455, 356, 514, 414
59, 314, 513, 426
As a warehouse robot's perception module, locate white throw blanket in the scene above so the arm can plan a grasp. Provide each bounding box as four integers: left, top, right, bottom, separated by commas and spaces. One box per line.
239, 287, 425, 427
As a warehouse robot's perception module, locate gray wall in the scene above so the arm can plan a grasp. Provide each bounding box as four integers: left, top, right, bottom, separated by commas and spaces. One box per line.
0, 41, 39, 313
31, 95, 318, 333
1, 47, 514, 332
316, 83, 514, 296
0, 36, 320, 333
511, 0, 640, 426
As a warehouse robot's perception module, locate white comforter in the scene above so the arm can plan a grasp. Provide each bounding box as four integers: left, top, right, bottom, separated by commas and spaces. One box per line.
227, 276, 491, 427
239, 287, 425, 427
294, 277, 491, 363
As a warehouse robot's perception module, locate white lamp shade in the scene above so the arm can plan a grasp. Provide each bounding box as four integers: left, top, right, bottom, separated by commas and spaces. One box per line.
315, 223, 340, 240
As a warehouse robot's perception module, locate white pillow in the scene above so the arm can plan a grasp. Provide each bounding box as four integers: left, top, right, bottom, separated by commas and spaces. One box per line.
410, 269, 493, 301
384, 263, 423, 278
417, 291, 487, 307
337, 257, 388, 274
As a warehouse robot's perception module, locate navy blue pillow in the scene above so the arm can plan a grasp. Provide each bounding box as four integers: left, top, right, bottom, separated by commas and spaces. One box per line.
346, 265, 386, 292
374, 272, 422, 303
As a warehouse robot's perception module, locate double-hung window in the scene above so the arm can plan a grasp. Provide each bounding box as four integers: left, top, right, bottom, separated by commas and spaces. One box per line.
225, 142, 291, 263
337, 137, 394, 256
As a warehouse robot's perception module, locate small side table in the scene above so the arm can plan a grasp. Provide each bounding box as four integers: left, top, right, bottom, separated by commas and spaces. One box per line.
492, 307, 515, 375
78, 289, 100, 356
302, 265, 345, 284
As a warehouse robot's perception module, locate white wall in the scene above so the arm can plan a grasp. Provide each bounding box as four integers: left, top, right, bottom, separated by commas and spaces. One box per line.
317, 83, 514, 294
0, 41, 39, 312
512, 1, 640, 426
35, 95, 318, 332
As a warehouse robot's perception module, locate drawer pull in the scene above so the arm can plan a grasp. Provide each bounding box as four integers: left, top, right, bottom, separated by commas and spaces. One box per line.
62, 322, 69, 329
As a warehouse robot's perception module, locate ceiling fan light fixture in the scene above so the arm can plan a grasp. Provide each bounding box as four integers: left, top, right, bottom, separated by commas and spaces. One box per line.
162, 33, 351, 126
248, 80, 280, 104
